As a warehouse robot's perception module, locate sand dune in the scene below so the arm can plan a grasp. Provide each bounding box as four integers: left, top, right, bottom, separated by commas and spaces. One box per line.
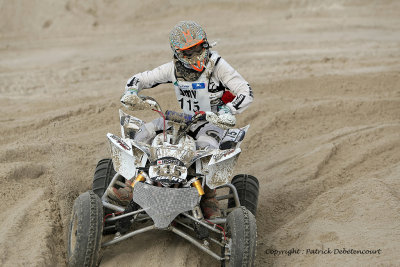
0, 0, 399, 266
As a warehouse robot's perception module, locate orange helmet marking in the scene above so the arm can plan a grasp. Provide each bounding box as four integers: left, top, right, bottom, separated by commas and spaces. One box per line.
191, 60, 205, 72
182, 30, 193, 43
179, 39, 204, 51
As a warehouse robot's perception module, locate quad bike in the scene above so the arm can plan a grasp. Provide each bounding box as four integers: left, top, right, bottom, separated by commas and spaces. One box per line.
67, 96, 259, 266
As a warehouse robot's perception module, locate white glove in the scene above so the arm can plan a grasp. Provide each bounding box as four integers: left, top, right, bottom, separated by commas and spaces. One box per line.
120, 91, 157, 111
205, 111, 236, 129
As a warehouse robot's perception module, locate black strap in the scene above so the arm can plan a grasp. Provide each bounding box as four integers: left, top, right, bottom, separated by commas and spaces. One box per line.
208, 56, 222, 92
214, 56, 221, 66
150, 81, 171, 88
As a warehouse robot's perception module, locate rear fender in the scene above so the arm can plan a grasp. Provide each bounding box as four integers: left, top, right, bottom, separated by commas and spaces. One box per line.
209, 147, 241, 165
199, 125, 249, 188
235, 124, 250, 148
197, 148, 241, 189
220, 124, 250, 150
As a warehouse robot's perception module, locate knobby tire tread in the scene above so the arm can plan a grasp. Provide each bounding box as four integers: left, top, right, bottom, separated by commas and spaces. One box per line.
228, 174, 259, 216
84, 191, 102, 266
68, 191, 103, 267
92, 158, 115, 198
225, 206, 257, 267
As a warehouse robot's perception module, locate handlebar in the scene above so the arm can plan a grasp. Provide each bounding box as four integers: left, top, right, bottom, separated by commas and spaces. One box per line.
139, 95, 162, 112
163, 110, 207, 144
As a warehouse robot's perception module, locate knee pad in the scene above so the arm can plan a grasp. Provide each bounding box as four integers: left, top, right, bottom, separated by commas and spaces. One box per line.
196, 134, 220, 150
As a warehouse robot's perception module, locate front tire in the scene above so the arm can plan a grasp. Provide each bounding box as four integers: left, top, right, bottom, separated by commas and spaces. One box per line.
92, 158, 116, 198
223, 207, 257, 267
67, 191, 103, 267
92, 158, 120, 235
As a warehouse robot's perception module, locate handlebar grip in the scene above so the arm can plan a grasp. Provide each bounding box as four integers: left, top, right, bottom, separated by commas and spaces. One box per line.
165, 110, 193, 123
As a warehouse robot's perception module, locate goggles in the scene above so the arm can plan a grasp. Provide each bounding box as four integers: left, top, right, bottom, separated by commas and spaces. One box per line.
178, 41, 209, 57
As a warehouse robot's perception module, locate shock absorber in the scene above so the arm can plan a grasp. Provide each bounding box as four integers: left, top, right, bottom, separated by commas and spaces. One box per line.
192, 178, 205, 196
131, 172, 146, 189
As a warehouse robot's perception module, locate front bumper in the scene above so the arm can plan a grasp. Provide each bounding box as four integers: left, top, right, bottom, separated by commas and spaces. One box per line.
132, 182, 200, 228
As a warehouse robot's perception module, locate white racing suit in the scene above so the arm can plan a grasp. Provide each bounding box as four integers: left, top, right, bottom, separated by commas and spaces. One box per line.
124, 51, 254, 149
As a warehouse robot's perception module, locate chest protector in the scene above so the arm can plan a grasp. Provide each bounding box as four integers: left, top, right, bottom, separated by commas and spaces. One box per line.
173, 53, 221, 116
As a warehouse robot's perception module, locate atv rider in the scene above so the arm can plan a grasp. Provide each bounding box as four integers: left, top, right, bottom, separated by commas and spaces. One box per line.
109, 21, 254, 219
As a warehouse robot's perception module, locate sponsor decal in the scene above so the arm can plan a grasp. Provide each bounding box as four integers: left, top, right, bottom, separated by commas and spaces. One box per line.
179, 89, 197, 98
151, 176, 184, 184
232, 94, 245, 109
127, 77, 139, 87
208, 81, 225, 93
209, 81, 217, 91
179, 84, 190, 90
174, 81, 190, 90
192, 83, 205, 89
213, 148, 236, 161
248, 84, 254, 97
110, 134, 131, 151
154, 157, 184, 166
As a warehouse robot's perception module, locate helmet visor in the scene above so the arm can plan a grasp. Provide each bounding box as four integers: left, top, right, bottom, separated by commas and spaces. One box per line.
177, 41, 208, 58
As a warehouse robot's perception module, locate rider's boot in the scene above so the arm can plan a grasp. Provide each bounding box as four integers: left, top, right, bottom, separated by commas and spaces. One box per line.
107, 181, 133, 206
200, 186, 221, 219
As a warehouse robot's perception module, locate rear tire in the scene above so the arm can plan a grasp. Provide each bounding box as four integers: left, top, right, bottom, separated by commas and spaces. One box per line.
67, 191, 103, 267
223, 206, 257, 267
228, 174, 259, 216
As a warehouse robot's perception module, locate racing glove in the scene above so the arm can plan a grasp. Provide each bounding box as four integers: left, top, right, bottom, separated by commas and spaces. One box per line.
120, 89, 158, 111
194, 106, 236, 129
205, 111, 236, 129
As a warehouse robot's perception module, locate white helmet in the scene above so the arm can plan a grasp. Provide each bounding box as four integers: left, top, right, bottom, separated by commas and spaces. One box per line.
169, 21, 210, 72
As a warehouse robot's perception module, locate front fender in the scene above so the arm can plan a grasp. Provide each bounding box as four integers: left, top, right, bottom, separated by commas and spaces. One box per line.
107, 133, 142, 179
